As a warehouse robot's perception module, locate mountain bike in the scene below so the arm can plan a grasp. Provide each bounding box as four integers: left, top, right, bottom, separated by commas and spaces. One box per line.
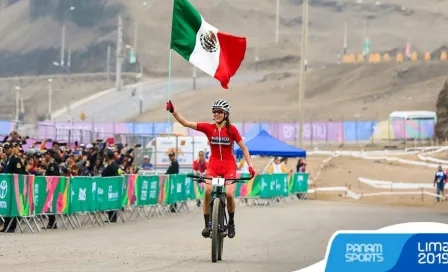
187, 174, 252, 263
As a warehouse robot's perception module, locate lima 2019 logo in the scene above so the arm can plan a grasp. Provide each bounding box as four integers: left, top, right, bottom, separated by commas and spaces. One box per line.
0, 180, 8, 208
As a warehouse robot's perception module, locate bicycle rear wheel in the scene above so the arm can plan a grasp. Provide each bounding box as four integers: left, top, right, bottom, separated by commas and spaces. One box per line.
211, 198, 221, 263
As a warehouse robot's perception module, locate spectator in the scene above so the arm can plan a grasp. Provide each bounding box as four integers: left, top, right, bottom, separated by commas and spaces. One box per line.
296, 158, 307, 173
166, 152, 179, 212
0, 142, 26, 233
434, 165, 446, 202
141, 155, 154, 170
268, 157, 282, 174
193, 151, 208, 207
280, 157, 292, 174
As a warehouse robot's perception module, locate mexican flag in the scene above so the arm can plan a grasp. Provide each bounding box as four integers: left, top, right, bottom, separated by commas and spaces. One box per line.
170, 0, 247, 89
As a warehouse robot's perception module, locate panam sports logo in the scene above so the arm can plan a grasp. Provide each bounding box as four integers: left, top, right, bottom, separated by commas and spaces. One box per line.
345, 243, 384, 263
295, 222, 448, 272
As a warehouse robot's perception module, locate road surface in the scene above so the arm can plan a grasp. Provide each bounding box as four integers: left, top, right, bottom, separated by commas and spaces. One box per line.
1, 200, 448, 272
52, 75, 264, 122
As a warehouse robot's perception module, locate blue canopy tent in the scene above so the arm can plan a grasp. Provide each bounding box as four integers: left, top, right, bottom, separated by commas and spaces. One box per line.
234, 129, 306, 157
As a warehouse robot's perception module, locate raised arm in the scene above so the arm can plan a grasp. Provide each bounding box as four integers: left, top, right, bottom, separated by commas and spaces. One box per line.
166, 100, 197, 130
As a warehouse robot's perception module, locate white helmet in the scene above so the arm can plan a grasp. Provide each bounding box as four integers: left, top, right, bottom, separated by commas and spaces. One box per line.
212, 99, 231, 113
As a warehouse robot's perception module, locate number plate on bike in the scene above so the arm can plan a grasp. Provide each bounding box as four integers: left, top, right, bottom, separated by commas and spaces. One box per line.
212, 178, 225, 187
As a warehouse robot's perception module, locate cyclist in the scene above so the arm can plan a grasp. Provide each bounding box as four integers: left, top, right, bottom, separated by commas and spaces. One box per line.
434, 165, 446, 202
166, 99, 255, 239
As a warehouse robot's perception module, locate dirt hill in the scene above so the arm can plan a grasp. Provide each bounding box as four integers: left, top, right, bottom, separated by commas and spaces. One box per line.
1, 0, 448, 77
435, 81, 448, 139
2, 0, 448, 124
131, 61, 448, 122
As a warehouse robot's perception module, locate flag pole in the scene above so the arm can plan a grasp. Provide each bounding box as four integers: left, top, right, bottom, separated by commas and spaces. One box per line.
167, 49, 173, 137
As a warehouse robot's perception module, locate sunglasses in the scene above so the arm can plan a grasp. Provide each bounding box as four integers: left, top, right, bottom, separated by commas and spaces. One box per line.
212, 110, 224, 114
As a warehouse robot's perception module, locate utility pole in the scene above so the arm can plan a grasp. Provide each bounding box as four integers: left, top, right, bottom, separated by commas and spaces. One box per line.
275, 0, 280, 44
255, 7, 259, 71
193, 66, 197, 90
298, 0, 308, 147
107, 45, 111, 81
61, 25, 65, 66
116, 15, 123, 91
343, 20, 347, 55
48, 78, 52, 120
67, 48, 71, 68
134, 21, 139, 73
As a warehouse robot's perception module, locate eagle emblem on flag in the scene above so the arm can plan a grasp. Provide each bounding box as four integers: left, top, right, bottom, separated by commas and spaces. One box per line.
200, 30, 218, 53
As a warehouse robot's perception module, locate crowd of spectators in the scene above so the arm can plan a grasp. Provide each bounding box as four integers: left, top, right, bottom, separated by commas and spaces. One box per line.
0, 131, 147, 177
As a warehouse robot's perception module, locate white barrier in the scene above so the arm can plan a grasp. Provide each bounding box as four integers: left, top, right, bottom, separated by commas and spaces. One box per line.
308, 147, 448, 169
358, 177, 432, 190
309, 184, 442, 200
307, 147, 447, 202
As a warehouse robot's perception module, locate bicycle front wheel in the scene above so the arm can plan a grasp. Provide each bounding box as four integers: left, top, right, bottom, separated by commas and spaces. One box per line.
211, 197, 221, 263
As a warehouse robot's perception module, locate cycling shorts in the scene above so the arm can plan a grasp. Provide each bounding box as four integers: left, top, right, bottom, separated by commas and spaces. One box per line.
206, 161, 236, 179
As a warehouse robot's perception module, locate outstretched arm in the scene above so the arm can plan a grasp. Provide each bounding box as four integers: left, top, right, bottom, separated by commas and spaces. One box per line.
172, 110, 197, 130
166, 100, 197, 130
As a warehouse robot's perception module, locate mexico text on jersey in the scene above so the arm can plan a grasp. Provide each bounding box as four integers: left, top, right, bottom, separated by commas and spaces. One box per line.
196, 123, 242, 162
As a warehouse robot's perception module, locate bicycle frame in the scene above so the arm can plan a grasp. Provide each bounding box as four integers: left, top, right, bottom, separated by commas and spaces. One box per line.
187, 174, 252, 263
187, 174, 251, 227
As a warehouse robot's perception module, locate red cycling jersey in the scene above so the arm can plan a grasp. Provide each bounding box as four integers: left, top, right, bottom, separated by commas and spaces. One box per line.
196, 122, 242, 178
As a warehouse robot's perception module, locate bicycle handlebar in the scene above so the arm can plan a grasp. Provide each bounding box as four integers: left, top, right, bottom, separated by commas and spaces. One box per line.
187, 174, 252, 185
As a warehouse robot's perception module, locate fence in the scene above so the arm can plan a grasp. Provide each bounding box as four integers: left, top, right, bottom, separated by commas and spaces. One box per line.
10, 119, 436, 146
0, 172, 309, 233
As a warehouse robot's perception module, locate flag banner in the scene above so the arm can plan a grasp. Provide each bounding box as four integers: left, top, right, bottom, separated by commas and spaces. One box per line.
34, 176, 70, 215
122, 174, 137, 207
10, 174, 35, 217
170, 0, 246, 89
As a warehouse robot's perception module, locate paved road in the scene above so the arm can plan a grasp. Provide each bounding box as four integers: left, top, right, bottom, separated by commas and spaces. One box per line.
1, 200, 448, 272
52, 75, 263, 122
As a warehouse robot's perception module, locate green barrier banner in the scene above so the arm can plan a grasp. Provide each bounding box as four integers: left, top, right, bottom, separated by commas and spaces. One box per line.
97, 176, 122, 211
70, 176, 97, 213
122, 174, 137, 206
291, 173, 309, 193
10, 174, 35, 217
184, 174, 196, 201
135, 175, 159, 206
259, 173, 289, 198
167, 174, 185, 204
2, 172, 309, 217
259, 174, 273, 198
0, 174, 12, 216
34, 176, 70, 215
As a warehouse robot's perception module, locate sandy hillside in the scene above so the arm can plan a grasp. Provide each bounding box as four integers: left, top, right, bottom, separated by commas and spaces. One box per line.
1, 0, 448, 123
1, 0, 448, 76
110, 0, 448, 74
132, 61, 448, 122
